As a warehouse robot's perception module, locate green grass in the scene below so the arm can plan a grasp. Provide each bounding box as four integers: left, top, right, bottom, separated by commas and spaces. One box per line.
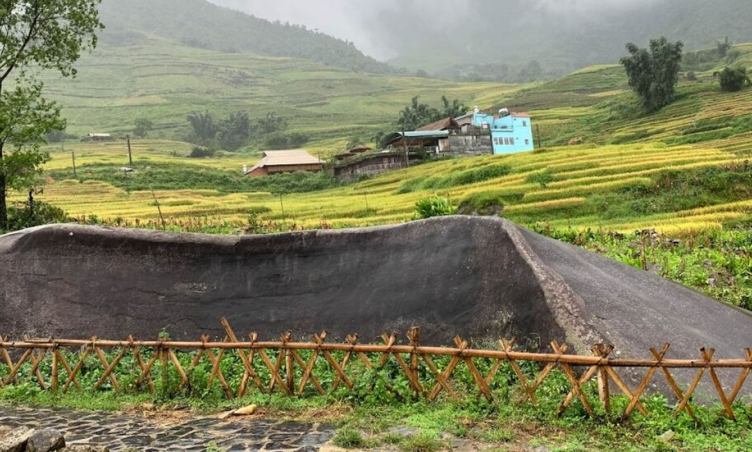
3, 347, 752, 452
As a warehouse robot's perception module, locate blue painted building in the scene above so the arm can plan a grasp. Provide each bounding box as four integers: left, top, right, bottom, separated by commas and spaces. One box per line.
464, 108, 535, 155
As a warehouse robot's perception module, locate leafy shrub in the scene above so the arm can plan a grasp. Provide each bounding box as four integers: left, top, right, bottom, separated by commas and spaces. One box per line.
715, 67, 750, 92
188, 146, 216, 158
48, 163, 338, 195
3, 201, 70, 232
264, 132, 310, 150
333, 427, 368, 449
401, 431, 443, 452
415, 196, 454, 219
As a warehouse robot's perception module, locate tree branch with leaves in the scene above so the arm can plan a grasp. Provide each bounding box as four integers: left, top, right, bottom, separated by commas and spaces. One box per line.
0, 0, 102, 231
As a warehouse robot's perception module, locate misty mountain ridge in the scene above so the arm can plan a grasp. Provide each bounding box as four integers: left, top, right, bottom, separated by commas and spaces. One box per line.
97, 0, 752, 83
380, 0, 752, 79
97, 0, 393, 74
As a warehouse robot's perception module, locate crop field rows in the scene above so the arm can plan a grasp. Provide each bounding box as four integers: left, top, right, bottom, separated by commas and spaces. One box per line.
20, 141, 746, 234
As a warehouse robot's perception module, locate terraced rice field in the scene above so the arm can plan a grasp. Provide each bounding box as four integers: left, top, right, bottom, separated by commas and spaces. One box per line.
22, 141, 745, 234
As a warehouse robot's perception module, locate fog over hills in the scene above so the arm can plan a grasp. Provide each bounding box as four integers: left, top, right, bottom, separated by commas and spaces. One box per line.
210, 0, 752, 78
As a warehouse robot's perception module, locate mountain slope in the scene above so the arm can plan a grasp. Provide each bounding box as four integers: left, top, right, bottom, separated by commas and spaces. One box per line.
38, 33, 519, 145
98, 0, 392, 74
381, 0, 752, 77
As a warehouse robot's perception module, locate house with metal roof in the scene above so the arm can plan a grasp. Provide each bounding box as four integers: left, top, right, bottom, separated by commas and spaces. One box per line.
471, 109, 535, 154
244, 150, 324, 177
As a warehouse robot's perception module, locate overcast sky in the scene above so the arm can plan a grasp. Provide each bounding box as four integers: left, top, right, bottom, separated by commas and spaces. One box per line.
208, 0, 659, 60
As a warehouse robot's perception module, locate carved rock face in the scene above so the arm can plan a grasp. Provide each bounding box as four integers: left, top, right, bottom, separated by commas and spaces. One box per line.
1, 217, 751, 362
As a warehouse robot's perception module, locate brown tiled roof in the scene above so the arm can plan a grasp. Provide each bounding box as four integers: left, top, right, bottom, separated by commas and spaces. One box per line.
417, 117, 459, 131
246, 150, 322, 174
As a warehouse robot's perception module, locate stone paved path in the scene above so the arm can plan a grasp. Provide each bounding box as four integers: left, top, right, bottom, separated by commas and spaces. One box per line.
0, 405, 334, 451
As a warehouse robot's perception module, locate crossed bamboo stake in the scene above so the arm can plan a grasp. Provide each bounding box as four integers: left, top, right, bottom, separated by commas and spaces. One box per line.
1, 323, 751, 424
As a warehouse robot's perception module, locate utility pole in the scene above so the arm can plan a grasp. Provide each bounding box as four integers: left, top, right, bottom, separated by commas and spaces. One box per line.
364, 193, 370, 211
279, 193, 286, 223
127, 135, 133, 166
402, 125, 410, 168
71, 151, 77, 178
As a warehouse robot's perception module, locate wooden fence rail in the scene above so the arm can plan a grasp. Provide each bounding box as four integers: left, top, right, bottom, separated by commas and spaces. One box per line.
1, 318, 751, 424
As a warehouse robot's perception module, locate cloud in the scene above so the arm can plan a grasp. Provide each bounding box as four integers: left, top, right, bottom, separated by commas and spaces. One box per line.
208, 0, 663, 61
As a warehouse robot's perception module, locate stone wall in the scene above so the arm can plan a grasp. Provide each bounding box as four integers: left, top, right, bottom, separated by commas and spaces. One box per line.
444, 134, 493, 156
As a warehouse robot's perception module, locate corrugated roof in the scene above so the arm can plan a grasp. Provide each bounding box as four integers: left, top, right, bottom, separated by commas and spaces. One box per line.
402, 131, 449, 138
246, 150, 323, 174
417, 117, 459, 131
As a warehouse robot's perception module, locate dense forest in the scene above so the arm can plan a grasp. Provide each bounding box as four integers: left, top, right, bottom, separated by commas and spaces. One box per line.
98, 0, 393, 74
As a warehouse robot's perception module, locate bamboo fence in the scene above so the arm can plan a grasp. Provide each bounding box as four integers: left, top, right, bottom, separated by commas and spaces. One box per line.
1, 318, 751, 423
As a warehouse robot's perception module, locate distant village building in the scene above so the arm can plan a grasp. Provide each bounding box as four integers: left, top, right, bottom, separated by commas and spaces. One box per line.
330, 147, 411, 182
473, 108, 535, 154
383, 107, 534, 157
82, 133, 114, 142
244, 150, 323, 177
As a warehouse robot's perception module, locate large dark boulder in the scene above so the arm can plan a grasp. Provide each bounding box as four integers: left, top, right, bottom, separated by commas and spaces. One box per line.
1, 217, 751, 362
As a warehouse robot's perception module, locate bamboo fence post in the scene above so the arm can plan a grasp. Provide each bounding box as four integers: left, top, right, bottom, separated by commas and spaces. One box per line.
595, 344, 612, 414
129, 335, 155, 394
727, 348, 752, 405
220, 318, 264, 396
408, 327, 422, 401
673, 348, 711, 420
651, 347, 697, 422
552, 340, 594, 417
282, 331, 295, 395
201, 335, 234, 399
703, 348, 735, 420
51, 341, 59, 391
622, 344, 668, 420
330, 334, 358, 392
63, 340, 93, 392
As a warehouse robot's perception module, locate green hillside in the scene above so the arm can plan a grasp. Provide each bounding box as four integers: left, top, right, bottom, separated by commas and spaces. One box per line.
38, 33, 519, 153
98, 0, 392, 74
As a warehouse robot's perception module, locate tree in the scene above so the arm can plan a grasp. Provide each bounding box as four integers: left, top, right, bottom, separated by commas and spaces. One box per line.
133, 118, 154, 138
186, 110, 218, 144
217, 111, 250, 150
620, 37, 684, 113
715, 67, 751, 92
441, 96, 468, 119
0, 1, 103, 231
717, 37, 732, 57
255, 112, 287, 135
397, 96, 440, 131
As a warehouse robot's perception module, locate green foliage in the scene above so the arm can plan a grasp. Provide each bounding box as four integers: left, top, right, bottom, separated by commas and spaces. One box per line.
414, 196, 454, 219
715, 67, 751, 92
255, 112, 288, 136
188, 146, 216, 158
333, 427, 369, 449
186, 111, 218, 144
263, 132, 310, 150
533, 224, 752, 310
48, 163, 338, 195
217, 112, 251, 151
396, 96, 468, 131
2, 200, 69, 233
133, 118, 154, 138
400, 431, 443, 452
0, 83, 65, 229
620, 37, 684, 112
